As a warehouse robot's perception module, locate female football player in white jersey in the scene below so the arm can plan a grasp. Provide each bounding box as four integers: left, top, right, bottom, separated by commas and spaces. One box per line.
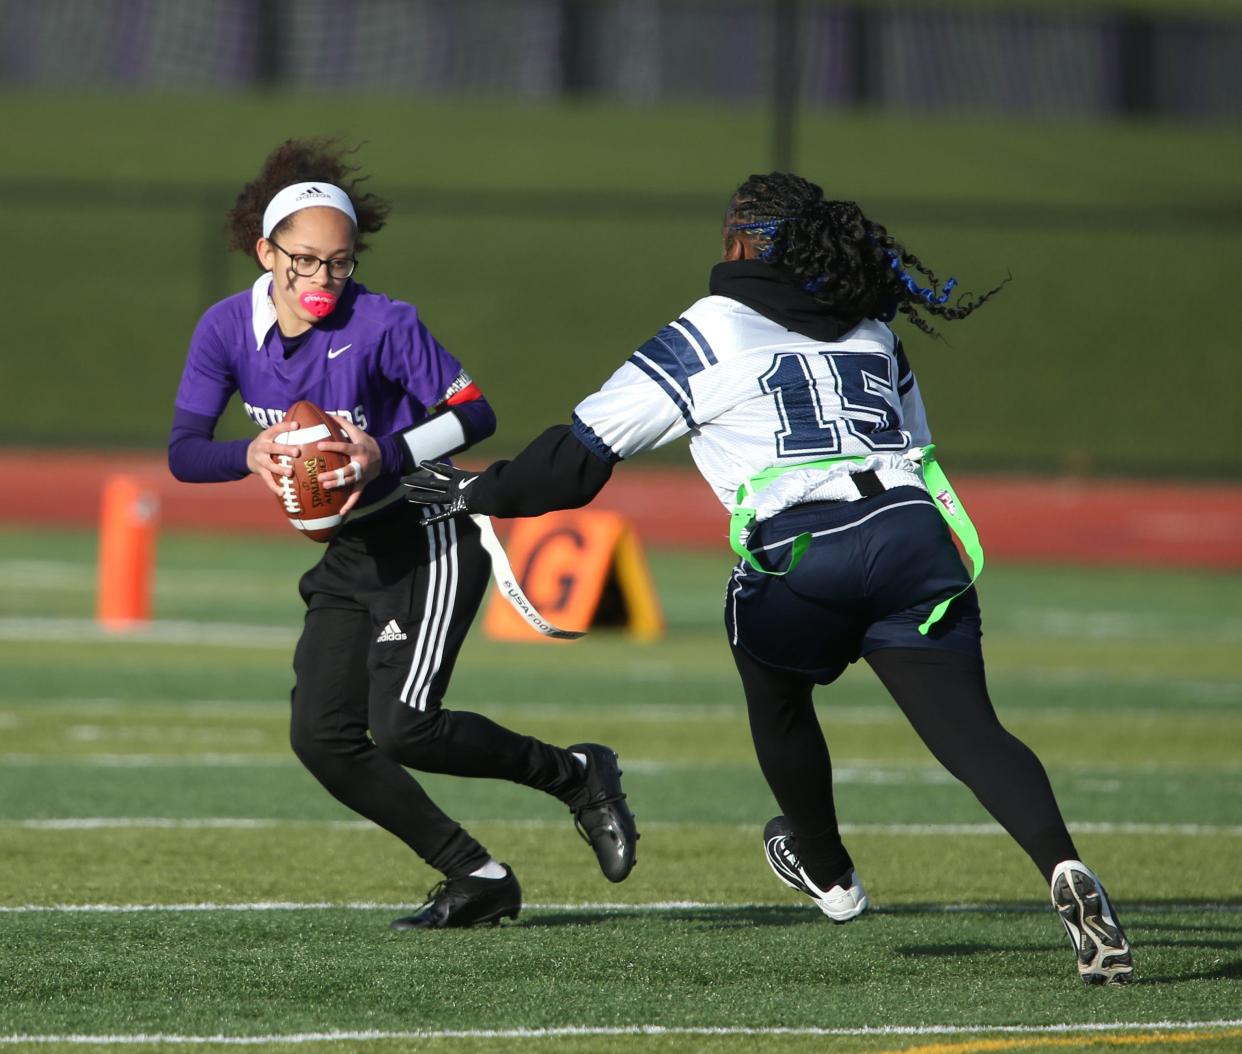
405, 172, 1133, 983
169, 138, 637, 930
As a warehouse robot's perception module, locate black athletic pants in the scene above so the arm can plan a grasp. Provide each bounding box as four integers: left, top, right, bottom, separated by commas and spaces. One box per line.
733, 642, 1079, 888
288, 501, 584, 879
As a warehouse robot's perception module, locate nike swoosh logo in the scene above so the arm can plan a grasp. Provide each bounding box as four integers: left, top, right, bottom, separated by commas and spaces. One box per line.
327, 344, 352, 359
458, 477, 476, 490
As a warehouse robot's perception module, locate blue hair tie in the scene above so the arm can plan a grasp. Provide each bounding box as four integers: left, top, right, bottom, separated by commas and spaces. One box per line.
728, 217, 786, 261
887, 251, 957, 305
802, 275, 827, 294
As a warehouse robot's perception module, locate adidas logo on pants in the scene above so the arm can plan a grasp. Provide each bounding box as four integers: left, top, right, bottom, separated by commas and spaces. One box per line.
376, 619, 407, 642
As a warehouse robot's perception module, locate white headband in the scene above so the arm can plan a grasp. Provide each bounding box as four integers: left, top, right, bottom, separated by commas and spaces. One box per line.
261, 182, 358, 239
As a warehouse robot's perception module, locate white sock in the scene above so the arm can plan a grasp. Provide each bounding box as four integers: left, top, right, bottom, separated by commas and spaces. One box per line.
573, 752, 588, 770
469, 859, 507, 880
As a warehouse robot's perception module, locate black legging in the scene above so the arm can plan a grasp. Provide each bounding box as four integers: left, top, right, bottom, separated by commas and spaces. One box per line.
733, 643, 1079, 888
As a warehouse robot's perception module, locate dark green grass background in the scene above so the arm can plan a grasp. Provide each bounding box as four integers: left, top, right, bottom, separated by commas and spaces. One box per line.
0, 527, 1239, 1050
4, 93, 1241, 476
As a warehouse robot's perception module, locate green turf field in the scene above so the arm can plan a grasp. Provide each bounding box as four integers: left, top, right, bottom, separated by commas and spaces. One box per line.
0, 526, 1239, 1052
4, 93, 1241, 476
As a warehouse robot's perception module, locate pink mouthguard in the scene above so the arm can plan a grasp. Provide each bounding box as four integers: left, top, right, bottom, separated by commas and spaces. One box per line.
299, 290, 338, 319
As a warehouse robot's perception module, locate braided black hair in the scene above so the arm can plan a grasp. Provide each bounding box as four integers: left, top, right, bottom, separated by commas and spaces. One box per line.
725, 172, 1003, 337
227, 137, 390, 268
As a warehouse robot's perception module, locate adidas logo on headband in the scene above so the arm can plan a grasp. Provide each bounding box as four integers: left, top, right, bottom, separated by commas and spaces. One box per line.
262, 182, 358, 239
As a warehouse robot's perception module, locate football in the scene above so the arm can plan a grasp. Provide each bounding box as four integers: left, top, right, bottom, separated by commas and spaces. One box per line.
272, 401, 351, 542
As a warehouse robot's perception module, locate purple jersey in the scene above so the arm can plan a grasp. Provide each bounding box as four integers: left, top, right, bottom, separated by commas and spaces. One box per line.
174, 274, 469, 506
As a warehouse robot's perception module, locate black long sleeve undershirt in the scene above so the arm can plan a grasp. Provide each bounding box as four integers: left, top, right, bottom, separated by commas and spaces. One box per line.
467, 425, 614, 518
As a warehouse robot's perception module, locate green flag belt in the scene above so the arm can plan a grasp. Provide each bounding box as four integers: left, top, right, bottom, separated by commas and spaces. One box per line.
728, 445, 984, 634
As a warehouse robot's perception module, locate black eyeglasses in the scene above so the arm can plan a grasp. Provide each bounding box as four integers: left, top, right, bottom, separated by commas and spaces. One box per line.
268, 238, 357, 281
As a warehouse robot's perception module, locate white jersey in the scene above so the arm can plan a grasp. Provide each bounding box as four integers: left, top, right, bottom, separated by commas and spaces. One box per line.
570, 295, 933, 519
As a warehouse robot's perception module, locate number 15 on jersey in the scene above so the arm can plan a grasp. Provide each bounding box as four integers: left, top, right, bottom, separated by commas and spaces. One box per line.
760, 350, 909, 458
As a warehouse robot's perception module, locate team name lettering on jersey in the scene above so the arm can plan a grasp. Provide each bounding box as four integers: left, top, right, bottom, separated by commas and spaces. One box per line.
244, 403, 369, 430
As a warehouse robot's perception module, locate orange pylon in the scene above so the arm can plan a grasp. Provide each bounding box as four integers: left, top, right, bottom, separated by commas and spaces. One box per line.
97, 475, 159, 629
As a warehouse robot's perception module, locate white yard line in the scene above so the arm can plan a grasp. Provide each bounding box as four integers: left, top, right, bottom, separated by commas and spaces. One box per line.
1010, 606, 1242, 642
0, 562, 94, 588
6, 817, 1242, 836
5, 753, 1239, 780
0, 617, 296, 649
6, 900, 786, 914
10, 818, 373, 830
0, 757, 964, 782
6, 687, 1241, 723
0, 753, 293, 767
1, 899, 1239, 916
1, 1019, 1241, 1046
3, 614, 1241, 693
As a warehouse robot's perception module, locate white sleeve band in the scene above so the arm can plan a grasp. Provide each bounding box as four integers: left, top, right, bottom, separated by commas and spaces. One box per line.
401, 412, 468, 468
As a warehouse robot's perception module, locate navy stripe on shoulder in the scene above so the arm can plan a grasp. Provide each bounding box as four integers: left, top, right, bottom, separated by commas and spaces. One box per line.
571, 414, 623, 465
634, 324, 710, 390
674, 316, 717, 366
626, 354, 698, 430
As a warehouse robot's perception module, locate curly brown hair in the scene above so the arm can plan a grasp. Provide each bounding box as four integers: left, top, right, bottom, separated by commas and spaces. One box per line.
726, 172, 1004, 338
227, 137, 390, 268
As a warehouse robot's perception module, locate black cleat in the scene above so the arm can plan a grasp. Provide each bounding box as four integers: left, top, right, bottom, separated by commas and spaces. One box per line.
567, 743, 639, 883
1051, 859, 1134, 985
389, 865, 521, 931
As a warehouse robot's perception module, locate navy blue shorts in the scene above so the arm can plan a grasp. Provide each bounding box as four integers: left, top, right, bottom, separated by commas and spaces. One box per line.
724, 487, 982, 684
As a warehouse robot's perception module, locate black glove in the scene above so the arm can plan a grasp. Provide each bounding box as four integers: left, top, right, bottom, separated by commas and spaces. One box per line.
402, 460, 480, 523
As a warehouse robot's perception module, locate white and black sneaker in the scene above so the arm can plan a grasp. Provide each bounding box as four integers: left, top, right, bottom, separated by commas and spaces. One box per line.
1051, 859, 1134, 985
763, 815, 868, 923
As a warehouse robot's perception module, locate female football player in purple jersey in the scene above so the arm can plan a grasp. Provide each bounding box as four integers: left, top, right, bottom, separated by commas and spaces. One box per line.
406, 172, 1133, 984
168, 138, 637, 929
